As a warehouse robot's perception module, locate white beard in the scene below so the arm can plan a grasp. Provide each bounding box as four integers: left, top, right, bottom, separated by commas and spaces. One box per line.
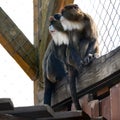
49, 25, 69, 46
60, 16, 84, 31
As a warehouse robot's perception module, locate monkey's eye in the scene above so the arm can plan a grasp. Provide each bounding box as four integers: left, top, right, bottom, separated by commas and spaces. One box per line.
73, 4, 79, 9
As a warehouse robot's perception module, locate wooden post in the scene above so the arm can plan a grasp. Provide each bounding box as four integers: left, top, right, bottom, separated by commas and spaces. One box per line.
33, 0, 74, 105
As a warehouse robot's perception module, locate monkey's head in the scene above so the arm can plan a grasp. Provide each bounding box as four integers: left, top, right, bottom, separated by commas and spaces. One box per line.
61, 4, 84, 21
49, 14, 69, 45
60, 4, 85, 31
49, 14, 64, 33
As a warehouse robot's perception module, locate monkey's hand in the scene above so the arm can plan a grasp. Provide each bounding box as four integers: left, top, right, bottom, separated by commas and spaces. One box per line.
83, 54, 94, 65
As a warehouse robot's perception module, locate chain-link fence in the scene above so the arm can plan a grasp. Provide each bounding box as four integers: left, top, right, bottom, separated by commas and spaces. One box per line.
74, 0, 120, 56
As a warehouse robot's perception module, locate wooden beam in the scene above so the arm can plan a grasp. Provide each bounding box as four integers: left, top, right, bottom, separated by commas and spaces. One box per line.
0, 105, 54, 119
0, 7, 38, 80
0, 114, 32, 120
0, 98, 14, 111
0, 34, 37, 80
52, 46, 120, 110
36, 111, 89, 120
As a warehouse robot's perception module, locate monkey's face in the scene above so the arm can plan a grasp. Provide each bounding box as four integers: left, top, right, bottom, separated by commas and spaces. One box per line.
49, 14, 69, 45
60, 4, 84, 31
49, 14, 64, 34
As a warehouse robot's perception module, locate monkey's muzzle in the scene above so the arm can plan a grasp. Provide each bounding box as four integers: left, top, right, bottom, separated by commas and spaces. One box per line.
49, 25, 55, 33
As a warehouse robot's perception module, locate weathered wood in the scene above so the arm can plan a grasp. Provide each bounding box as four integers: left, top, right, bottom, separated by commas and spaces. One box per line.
0, 105, 54, 119
0, 114, 32, 120
54, 111, 91, 120
100, 96, 111, 120
52, 46, 120, 110
36, 111, 90, 120
36, 111, 106, 120
0, 7, 38, 80
0, 98, 14, 111
110, 83, 120, 120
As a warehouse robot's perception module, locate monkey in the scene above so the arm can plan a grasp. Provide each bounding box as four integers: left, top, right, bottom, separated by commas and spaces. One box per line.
59, 4, 99, 110
42, 14, 69, 106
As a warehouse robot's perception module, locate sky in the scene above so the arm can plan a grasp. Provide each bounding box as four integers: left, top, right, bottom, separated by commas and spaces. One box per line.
0, 0, 34, 107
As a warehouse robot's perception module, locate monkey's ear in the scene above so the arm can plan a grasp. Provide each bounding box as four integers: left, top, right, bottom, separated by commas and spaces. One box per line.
73, 4, 79, 9
49, 16, 55, 21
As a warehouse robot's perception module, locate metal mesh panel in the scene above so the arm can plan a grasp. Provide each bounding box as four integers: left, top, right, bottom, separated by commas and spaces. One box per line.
74, 0, 120, 56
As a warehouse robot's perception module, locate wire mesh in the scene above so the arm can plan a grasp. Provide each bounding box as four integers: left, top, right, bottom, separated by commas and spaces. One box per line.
74, 0, 120, 56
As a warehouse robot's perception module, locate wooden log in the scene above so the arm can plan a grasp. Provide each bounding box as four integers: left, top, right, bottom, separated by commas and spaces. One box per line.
52, 46, 120, 110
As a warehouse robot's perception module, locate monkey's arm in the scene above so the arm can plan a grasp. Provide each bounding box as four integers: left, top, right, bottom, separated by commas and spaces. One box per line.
42, 40, 54, 71
83, 38, 99, 65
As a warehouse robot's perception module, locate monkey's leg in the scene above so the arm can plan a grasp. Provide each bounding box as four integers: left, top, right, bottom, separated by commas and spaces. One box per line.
44, 78, 54, 106
68, 66, 82, 110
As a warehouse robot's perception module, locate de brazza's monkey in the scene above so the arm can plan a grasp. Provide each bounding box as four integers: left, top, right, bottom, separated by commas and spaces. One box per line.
43, 14, 69, 105
60, 4, 99, 110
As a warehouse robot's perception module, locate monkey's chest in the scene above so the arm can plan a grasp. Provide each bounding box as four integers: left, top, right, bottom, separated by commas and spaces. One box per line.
54, 45, 67, 61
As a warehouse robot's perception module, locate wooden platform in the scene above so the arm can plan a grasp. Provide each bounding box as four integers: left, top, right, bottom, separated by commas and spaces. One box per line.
52, 46, 120, 110
0, 99, 106, 120
0, 98, 14, 111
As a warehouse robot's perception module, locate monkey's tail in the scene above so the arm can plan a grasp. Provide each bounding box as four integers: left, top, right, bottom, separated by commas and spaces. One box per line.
68, 66, 82, 110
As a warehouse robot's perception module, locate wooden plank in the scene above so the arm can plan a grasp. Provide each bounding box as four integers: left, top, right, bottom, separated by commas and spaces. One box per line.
36, 111, 90, 120
0, 98, 14, 111
0, 7, 38, 80
0, 105, 54, 119
97, 87, 109, 97
80, 95, 99, 118
0, 114, 32, 120
54, 111, 89, 120
52, 46, 120, 110
110, 83, 120, 120
92, 116, 107, 120
100, 96, 111, 120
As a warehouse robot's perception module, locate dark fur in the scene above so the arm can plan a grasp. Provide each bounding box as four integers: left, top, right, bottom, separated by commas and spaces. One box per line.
60, 4, 99, 110
43, 15, 68, 105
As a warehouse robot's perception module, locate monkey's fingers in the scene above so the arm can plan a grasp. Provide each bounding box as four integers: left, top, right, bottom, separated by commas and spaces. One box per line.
83, 54, 94, 65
